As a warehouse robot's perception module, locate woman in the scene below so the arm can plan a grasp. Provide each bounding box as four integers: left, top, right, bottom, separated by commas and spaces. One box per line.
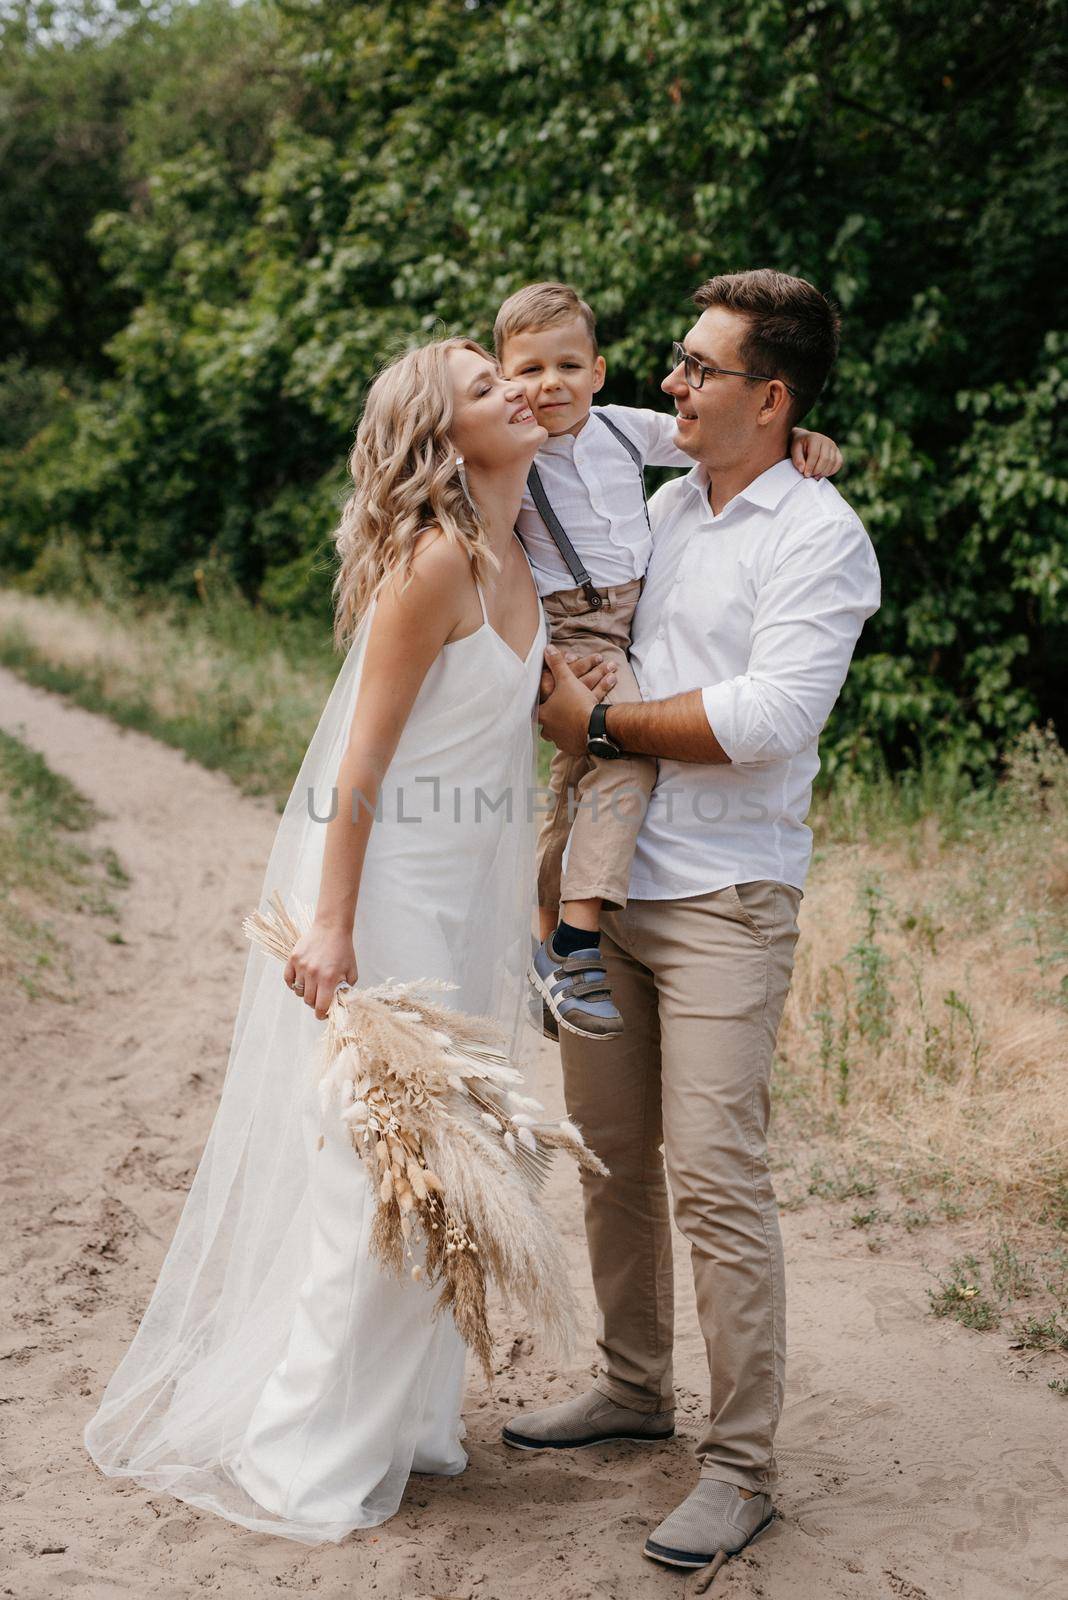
83, 337, 611, 1544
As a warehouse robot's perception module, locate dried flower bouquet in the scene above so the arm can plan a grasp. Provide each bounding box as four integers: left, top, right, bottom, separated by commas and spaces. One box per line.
243, 890, 608, 1380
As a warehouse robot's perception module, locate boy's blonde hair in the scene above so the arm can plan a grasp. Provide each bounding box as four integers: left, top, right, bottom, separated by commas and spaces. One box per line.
493, 281, 598, 360
331, 337, 499, 650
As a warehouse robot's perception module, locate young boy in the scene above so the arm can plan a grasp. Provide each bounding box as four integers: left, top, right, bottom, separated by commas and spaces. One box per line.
495, 282, 841, 1041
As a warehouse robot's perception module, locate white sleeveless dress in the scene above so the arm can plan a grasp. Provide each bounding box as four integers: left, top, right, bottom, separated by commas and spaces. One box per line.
84, 552, 546, 1545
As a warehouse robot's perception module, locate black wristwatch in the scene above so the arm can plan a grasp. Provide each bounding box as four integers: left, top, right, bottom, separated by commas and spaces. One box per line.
587, 703, 625, 760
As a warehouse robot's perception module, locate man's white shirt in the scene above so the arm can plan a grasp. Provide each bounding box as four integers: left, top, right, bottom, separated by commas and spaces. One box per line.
627, 456, 881, 899
516, 404, 691, 596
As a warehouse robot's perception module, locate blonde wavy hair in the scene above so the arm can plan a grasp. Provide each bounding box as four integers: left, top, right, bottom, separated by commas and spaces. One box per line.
331, 337, 500, 649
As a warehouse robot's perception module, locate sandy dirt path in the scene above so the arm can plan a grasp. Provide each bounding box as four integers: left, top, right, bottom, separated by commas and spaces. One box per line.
1, 666, 1064, 1600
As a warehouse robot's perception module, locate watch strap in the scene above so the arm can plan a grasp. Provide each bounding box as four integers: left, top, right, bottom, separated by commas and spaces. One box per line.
588, 703, 624, 755
588, 703, 610, 742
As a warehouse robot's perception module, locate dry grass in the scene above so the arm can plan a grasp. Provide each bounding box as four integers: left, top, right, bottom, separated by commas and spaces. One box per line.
3, 583, 1065, 1228
245, 897, 606, 1380
0, 586, 336, 804
775, 727, 1068, 1226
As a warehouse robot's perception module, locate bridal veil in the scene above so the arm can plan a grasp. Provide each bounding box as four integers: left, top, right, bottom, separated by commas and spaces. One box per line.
83, 603, 541, 1542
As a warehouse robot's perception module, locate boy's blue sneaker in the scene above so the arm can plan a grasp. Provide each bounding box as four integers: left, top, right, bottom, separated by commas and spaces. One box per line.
528, 935, 623, 1041
527, 937, 561, 1042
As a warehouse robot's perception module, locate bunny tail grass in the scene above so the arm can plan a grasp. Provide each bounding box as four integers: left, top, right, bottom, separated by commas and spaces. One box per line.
242, 891, 314, 963
243, 890, 607, 1374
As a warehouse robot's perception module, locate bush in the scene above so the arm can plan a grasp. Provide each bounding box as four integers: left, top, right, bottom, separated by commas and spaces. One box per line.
1, 0, 1065, 771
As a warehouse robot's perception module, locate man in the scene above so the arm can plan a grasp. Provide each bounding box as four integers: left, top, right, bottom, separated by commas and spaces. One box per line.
503, 269, 881, 1574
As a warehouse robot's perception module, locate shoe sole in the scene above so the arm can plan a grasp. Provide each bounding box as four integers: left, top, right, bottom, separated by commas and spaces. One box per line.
525, 999, 558, 1042
527, 964, 623, 1043
502, 1426, 675, 1452
642, 1510, 776, 1571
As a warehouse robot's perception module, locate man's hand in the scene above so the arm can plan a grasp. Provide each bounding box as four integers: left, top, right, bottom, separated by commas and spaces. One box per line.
539, 647, 730, 764
538, 645, 599, 754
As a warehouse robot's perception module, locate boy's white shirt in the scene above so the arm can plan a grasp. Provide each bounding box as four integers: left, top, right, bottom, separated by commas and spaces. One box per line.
515, 403, 691, 597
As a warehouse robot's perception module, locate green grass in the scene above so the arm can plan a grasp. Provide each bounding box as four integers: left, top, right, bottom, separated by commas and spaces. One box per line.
806, 1159, 879, 1202
0, 584, 338, 807
3, 583, 1066, 1229
771, 724, 1068, 1238
927, 1254, 1001, 1331
1011, 1314, 1068, 1354
776, 1136, 1068, 1377
811, 741, 999, 852
0, 727, 126, 998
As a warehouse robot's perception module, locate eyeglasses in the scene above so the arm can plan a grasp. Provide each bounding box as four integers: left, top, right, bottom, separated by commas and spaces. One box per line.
668, 340, 798, 398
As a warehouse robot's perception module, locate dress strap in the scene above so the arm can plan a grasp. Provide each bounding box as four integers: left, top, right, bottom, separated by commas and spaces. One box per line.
473, 567, 490, 625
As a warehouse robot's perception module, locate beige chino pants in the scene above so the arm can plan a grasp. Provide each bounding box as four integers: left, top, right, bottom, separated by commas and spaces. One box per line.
536, 577, 657, 914
558, 879, 801, 1494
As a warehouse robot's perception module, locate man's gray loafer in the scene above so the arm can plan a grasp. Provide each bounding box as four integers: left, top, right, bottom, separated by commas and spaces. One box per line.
643, 1477, 775, 1573
502, 1389, 674, 1451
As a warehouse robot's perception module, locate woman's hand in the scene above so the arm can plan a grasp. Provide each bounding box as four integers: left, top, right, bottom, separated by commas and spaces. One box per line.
284, 922, 358, 1020
539, 649, 617, 705
789, 427, 843, 479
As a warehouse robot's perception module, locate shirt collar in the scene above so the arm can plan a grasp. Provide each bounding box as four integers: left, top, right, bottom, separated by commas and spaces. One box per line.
686, 456, 803, 516
540, 429, 577, 456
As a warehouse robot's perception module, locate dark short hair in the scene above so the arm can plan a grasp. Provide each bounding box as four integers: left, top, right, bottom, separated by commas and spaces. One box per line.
692, 269, 840, 423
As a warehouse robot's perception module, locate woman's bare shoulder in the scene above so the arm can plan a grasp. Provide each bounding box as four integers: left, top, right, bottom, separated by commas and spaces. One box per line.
409, 527, 475, 587
375, 529, 474, 626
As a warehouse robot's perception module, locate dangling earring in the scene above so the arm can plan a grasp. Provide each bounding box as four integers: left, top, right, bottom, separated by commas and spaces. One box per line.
454, 454, 477, 517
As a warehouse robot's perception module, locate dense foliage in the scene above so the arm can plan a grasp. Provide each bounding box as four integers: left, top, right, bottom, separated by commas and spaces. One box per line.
1, 0, 1065, 770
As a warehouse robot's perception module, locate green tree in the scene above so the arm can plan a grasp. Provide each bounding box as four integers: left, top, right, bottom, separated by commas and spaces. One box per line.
2, 0, 1065, 767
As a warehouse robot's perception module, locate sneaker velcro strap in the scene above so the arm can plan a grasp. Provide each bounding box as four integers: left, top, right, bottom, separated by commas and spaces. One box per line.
567, 977, 612, 1000
560, 952, 607, 976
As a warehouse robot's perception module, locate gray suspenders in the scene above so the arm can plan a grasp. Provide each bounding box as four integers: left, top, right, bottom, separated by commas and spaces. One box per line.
525, 412, 649, 613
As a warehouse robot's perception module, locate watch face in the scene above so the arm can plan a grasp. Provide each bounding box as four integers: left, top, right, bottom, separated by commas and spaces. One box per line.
587, 736, 621, 760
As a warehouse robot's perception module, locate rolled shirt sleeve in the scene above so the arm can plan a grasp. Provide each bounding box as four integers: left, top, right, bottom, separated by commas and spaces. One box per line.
701, 517, 881, 764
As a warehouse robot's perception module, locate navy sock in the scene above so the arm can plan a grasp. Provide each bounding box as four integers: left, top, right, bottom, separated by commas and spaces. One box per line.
553, 919, 600, 958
